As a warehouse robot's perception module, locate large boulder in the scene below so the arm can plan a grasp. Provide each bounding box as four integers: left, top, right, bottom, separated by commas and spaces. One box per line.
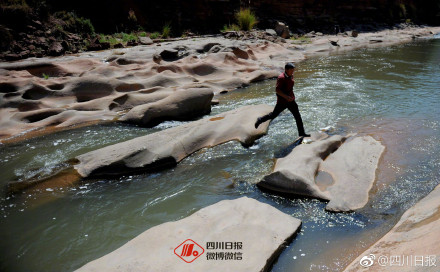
119, 88, 214, 127
258, 134, 385, 212
74, 104, 273, 178
343, 183, 440, 271
274, 22, 291, 39
75, 197, 302, 272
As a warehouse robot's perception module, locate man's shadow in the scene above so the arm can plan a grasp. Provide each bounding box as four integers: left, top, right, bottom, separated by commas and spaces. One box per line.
273, 136, 304, 159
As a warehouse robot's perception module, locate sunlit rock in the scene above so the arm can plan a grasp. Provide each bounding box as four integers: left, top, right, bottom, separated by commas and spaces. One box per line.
343, 183, 440, 271
74, 104, 273, 178
75, 197, 301, 272
120, 88, 213, 127
258, 134, 385, 212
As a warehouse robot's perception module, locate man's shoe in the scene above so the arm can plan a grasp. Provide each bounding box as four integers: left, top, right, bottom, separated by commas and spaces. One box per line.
299, 133, 311, 137
255, 117, 263, 129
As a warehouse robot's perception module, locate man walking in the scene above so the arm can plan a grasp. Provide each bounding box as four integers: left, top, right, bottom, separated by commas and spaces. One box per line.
255, 62, 310, 137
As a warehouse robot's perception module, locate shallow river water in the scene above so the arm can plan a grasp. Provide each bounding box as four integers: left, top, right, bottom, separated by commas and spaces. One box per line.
1, 37, 440, 271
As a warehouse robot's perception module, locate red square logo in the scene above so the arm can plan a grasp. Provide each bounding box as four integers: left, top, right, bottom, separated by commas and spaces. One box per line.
174, 239, 205, 263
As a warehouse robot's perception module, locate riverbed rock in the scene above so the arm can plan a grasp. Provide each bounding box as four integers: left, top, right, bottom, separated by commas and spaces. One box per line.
139, 36, 153, 45
75, 196, 302, 272
266, 29, 277, 36
275, 22, 291, 39
74, 104, 273, 178
66, 78, 116, 102
160, 49, 179, 60
257, 134, 385, 212
2, 26, 439, 142
343, 183, 440, 271
120, 88, 214, 127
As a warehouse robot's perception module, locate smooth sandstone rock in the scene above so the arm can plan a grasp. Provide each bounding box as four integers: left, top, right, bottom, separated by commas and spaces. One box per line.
343, 183, 440, 272
74, 104, 273, 178
258, 135, 385, 212
258, 134, 347, 201
75, 197, 302, 272
65, 78, 116, 102
119, 88, 214, 127
2, 27, 439, 142
321, 136, 385, 211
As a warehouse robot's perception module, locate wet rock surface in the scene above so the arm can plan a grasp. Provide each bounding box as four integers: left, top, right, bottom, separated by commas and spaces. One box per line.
75, 197, 302, 272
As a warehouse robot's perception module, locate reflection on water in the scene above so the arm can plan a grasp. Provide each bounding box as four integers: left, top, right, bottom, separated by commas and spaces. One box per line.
1, 39, 440, 271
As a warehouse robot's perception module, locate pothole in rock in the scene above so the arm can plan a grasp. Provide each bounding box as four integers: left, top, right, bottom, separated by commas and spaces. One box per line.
315, 170, 335, 191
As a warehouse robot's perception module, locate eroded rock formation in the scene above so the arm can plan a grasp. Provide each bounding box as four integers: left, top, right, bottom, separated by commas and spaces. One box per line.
74, 104, 273, 178
258, 133, 385, 212
0, 38, 293, 142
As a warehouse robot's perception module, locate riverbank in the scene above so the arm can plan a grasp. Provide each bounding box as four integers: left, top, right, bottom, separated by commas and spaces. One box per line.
1, 25, 439, 144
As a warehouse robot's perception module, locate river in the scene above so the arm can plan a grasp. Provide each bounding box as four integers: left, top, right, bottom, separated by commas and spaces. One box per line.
1, 37, 439, 271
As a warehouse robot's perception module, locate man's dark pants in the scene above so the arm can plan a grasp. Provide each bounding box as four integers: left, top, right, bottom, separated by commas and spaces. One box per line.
258, 99, 306, 135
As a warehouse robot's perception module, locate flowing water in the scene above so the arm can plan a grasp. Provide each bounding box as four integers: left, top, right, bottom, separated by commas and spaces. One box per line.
1, 38, 440, 271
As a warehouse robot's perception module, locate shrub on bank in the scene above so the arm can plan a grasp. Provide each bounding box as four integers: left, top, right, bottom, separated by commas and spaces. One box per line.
222, 24, 240, 32
54, 11, 95, 35
162, 23, 171, 38
235, 8, 257, 31
150, 32, 160, 39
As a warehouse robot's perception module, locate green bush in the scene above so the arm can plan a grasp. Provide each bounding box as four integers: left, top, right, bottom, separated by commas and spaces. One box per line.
0, 25, 13, 50
235, 8, 257, 31
54, 11, 95, 35
290, 35, 311, 44
150, 32, 160, 39
162, 23, 171, 38
128, 9, 137, 23
126, 9, 139, 31
222, 24, 240, 32
399, 3, 407, 18
0, 0, 32, 29
1, 0, 29, 9
122, 32, 137, 42
75, 17, 94, 34
98, 34, 119, 46
113, 32, 138, 42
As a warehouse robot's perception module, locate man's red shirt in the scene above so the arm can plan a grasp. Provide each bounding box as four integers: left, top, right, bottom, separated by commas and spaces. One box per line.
276, 72, 295, 103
